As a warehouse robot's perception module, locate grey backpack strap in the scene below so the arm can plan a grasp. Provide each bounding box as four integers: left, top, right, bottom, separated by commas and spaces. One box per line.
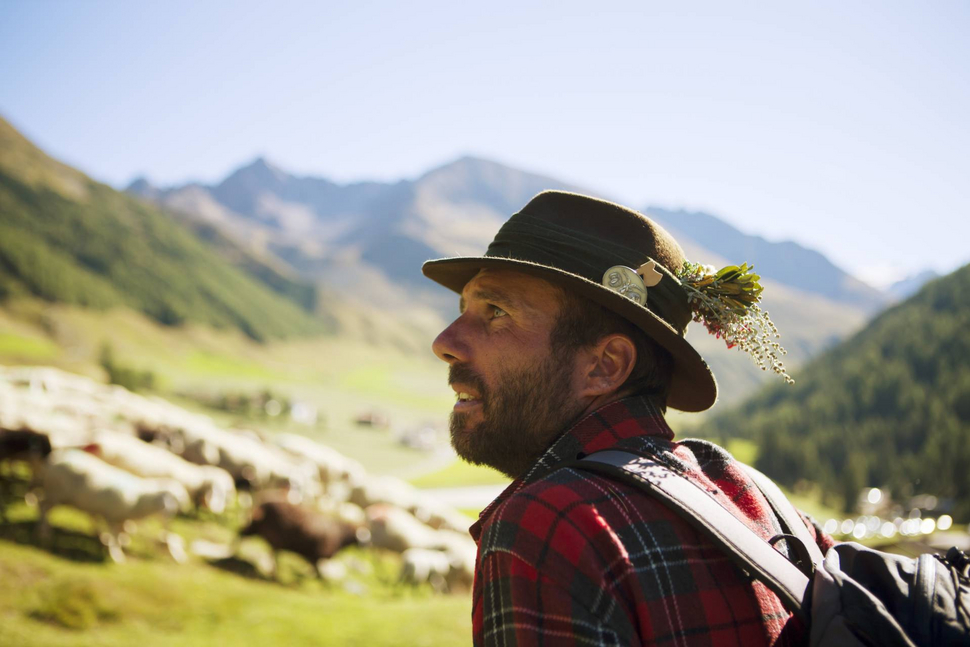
743, 464, 825, 568
912, 553, 939, 646
570, 449, 811, 619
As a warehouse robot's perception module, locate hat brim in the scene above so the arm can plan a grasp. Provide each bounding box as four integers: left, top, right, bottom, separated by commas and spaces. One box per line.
423, 255, 717, 412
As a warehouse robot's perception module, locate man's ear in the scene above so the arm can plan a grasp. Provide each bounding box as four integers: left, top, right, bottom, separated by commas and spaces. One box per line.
576, 334, 637, 398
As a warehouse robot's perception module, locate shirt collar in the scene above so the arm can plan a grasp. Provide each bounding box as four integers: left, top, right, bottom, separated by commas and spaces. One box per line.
469, 394, 673, 542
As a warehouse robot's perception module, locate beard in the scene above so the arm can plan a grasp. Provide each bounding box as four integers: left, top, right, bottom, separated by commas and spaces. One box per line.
449, 348, 586, 479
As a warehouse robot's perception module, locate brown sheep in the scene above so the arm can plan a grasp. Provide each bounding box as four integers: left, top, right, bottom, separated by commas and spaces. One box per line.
238, 499, 363, 579
0, 429, 52, 521
0, 428, 52, 464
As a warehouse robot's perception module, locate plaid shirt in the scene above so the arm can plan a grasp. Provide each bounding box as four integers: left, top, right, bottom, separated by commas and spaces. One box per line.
470, 395, 835, 647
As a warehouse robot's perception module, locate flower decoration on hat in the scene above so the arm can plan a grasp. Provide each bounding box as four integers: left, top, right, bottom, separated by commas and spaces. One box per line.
677, 261, 793, 384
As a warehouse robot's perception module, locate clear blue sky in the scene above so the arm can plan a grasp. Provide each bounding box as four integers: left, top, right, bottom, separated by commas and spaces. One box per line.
1, 1, 967, 287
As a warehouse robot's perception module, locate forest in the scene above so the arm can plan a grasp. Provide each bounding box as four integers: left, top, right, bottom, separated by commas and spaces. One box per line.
706, 264, 970, 518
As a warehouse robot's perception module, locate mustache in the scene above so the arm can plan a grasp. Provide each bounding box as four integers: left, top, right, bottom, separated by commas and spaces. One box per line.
449, 363, 488, 400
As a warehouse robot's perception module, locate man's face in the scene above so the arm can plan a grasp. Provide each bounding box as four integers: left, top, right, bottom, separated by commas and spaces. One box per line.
432, 269, 587, 479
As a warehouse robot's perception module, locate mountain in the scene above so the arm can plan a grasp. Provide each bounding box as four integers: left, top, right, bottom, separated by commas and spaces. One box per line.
209, 157, 391, 237
643, 207, 887, 312
129, 155, 879, 404
0, 116, 330, 342
705, 263, 970, 517
132, 155, 579, 276
887, 269, 940, 302
129, 155, 582, 312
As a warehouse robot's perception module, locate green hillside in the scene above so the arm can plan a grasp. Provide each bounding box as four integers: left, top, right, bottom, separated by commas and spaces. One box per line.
0, 117, 328, 342
707, 264, 970, 517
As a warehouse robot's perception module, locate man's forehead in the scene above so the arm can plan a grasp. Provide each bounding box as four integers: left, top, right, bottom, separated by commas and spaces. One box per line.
459, 268, 562, 311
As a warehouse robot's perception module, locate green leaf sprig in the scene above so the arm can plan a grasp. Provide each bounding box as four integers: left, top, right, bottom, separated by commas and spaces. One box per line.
678, 261, 793, 384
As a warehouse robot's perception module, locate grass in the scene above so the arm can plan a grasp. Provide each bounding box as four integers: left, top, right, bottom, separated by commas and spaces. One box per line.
783, 486, 844, 524
724, 438, 759, 465
0, 542, 471, 647
409, 459, 510, 489
0, 331, 59, 360
0, 497, 472, 647
183, 350, 282, 381
723, 438, 843, 522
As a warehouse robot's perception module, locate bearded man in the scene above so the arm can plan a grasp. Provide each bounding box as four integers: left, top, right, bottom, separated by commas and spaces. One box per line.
423, 191, 834, 646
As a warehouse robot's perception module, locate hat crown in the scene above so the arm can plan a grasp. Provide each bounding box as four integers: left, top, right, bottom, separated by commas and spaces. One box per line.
513, 191, 686, 278
485, 191, 691, 333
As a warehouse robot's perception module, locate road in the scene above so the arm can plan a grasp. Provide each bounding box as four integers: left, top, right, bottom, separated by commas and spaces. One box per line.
420, 484, 507, 509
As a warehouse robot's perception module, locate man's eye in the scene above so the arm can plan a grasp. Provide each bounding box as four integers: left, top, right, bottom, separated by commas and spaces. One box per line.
491, 306, 508, 318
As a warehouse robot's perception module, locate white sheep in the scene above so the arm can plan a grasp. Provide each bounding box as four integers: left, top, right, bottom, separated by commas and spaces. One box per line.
366, 504, 442, 553
399, 547, 451, 592
316, 498, 367, 527
350, 475, 421, 510
91, 431, 236, 513
443, 538, 477, 591
410, 495, 475, 533
37, 449, 189, 563
364, 503, 476, 554
174, 424, 322, 500
397, 541, 476, 593
274, 433, 366, 491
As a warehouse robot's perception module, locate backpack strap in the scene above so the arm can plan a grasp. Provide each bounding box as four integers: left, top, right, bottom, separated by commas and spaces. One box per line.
742, 464, 825, 568
912, 553, 939, 646
566, 449, 811, 620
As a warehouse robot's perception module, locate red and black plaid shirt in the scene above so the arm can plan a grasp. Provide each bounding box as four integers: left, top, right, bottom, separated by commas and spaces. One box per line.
469, 395, 835, 646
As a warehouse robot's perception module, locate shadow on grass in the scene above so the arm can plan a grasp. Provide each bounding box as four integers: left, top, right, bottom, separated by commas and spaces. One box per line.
0, 521, 108, 563
28, 577, 120, 630
205, 555, 271, 581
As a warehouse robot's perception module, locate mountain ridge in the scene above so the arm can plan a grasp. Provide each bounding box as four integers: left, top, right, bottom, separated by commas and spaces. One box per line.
132, 156, 884, 306
643, 206, 885, 311
128, 153, 881, 404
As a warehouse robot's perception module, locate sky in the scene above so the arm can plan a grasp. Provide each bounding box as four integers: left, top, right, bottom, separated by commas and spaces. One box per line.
1, 1, 968, 288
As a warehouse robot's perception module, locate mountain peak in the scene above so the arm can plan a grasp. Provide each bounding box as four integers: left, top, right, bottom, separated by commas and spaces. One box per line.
887, 269, 939, 301
125, 176, 156, 197
425, 154, 552, 178
239, 155, 286, 175
217, 156, 290, 193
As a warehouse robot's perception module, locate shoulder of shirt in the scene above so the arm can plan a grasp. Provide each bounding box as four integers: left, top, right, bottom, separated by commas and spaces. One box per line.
477, 462, 674, 559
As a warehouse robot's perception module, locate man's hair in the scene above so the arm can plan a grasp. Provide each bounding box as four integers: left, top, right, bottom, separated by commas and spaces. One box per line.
550, 288, 674, 410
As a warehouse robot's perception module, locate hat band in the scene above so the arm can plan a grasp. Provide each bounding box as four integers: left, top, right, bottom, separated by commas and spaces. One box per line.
485, 214, 692, 334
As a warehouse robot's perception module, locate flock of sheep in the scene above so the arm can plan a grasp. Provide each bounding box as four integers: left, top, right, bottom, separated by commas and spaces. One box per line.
0, 366, 477, 592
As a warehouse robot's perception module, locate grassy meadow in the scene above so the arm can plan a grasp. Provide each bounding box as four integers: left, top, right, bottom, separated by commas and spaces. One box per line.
0, 534, 471, 647
0, 297, 484, 645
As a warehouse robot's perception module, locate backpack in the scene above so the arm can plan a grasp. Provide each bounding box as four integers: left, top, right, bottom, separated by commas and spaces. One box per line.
568, 449, 970, 647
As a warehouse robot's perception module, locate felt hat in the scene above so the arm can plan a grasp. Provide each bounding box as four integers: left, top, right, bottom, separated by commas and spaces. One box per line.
422, 190, 718, 412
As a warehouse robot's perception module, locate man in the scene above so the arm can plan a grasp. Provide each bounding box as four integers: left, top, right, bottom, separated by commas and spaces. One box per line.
423, 191, 833, 646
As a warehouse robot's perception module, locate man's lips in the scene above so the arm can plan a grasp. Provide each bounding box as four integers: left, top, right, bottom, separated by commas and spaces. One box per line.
451, 385, 483, 412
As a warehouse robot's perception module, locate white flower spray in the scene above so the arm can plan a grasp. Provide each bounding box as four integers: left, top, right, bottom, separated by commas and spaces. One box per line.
678, 261, 794, 385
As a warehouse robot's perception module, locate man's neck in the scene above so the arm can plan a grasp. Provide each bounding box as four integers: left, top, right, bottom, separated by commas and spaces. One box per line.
576, 388, 640, 421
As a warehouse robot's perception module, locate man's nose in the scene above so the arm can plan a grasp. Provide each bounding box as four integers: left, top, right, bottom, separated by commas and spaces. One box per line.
432, 318, 467, 364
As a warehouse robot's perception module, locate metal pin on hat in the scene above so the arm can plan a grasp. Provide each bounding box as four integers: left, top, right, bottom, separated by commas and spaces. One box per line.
602, 259, 663, 305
